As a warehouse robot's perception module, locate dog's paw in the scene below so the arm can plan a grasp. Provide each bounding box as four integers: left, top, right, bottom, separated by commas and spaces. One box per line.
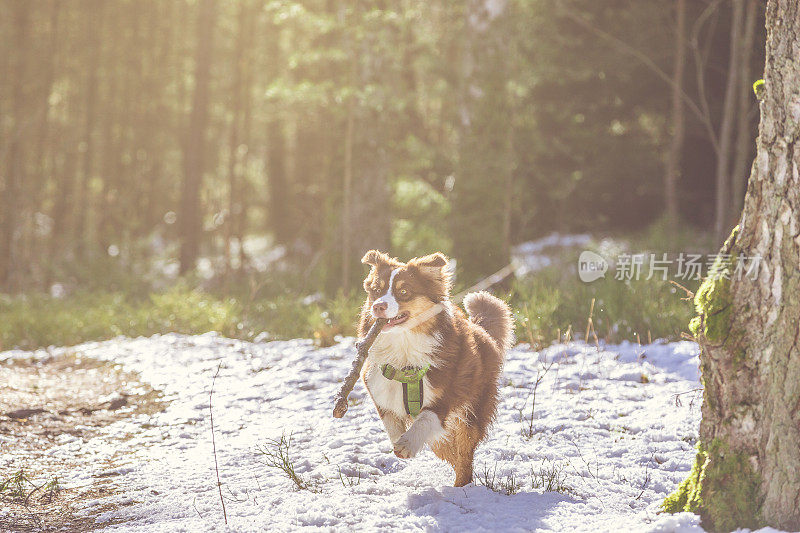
393, 433, 419, 459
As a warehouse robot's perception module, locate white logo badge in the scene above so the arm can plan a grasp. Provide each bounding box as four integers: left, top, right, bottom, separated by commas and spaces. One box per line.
578, 251, 608, 283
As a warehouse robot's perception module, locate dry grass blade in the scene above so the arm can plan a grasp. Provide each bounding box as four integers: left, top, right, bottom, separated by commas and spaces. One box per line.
256, 432, 319, 492
209, 362, 227, 524
521, 361, 555, 439
475, 463, 521, 495
531, 461, 575, 496
584, 298, 600, 347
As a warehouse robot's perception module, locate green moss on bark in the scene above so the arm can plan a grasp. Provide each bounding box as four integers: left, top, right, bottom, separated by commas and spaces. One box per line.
689, 315, 703, 337
693, 273, 733, 343
662, 447, 706, 513
702, 439, 762, 531
690, 226, 739, 344
662, 439, 762, 532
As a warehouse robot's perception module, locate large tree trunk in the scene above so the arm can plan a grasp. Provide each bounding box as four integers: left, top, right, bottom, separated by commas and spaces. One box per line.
663, 1, 800, 530
664, 0, 686, 227
178, 0, 215, 275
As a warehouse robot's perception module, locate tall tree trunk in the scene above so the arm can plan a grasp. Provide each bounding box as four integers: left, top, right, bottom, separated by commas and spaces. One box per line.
501, 122, 514, 259
0, 1, 30, 290
235, 1, 256, 275
225, 0, 248, 278
664, 0, 686, 228
263, 18, 292, 251
344, 6, 391, 288
74, 1, 104, 258
452, 0, 511, 280
664, 1, 800, 529
130, 2, 157, 258
142, 2, 168, 241
98, 8, 120, 253
341, 82, 355, 290
49, 118, 79, 280
266, 119, 290, 246
26, 0, 61, 286
713, 0, 745, 245
178, 0, 215, 275
730, 0, 759, 222
340, 30, 359, 291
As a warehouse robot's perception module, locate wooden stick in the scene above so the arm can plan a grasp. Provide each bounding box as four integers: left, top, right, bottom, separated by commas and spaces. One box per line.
332, 318, 387, 418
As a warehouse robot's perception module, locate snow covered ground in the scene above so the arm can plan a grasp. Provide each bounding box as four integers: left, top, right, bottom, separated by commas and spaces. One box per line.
1, 333, 725, 532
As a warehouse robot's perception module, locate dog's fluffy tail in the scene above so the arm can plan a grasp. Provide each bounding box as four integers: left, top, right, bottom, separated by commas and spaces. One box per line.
463, 291, 513, 351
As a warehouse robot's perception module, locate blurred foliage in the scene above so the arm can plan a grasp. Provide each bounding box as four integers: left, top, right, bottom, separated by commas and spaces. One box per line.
0, 1, 763, 349
391, 178, 452, 260
0, 0, 764, 291
1, 235, 700, 351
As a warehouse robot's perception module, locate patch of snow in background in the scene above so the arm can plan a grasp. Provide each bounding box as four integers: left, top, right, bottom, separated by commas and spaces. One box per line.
512, 233, 592, 276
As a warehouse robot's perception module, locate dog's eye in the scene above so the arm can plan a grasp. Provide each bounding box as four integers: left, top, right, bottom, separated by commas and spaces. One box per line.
399, 288, 408, 296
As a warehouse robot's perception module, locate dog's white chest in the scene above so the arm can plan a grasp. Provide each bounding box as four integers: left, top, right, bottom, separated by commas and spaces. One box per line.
362, 330, 440, 418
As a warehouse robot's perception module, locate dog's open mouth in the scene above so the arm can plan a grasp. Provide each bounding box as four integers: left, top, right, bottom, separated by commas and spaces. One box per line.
383, 311, 410, 329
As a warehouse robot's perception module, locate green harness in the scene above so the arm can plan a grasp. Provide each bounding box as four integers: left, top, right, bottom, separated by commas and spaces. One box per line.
380, 364, 430, 417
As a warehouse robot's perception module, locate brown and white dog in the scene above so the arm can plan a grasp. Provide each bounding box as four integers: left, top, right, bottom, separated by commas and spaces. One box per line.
358, 250, 512, 487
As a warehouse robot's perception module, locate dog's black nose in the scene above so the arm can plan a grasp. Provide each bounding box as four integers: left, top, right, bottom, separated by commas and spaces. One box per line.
372, 301, 388, 317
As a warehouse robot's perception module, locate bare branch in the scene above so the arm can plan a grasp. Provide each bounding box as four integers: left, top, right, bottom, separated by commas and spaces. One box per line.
332, 318, 387, 418
559, 7, 717, 151
690, 0, 726, 154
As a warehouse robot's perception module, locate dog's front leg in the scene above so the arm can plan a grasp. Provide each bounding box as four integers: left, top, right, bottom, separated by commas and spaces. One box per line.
377, 407, 406, 444
394, 410, 446, 459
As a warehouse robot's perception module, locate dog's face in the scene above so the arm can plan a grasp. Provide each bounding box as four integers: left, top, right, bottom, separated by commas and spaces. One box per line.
361, 250, 452, 332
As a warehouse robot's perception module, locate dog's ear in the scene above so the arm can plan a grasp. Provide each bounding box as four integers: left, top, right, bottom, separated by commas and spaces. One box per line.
411, 252, 453, 296
413, 252, 451, 280
414, 252, 448, 273
361, 250, 392, 267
